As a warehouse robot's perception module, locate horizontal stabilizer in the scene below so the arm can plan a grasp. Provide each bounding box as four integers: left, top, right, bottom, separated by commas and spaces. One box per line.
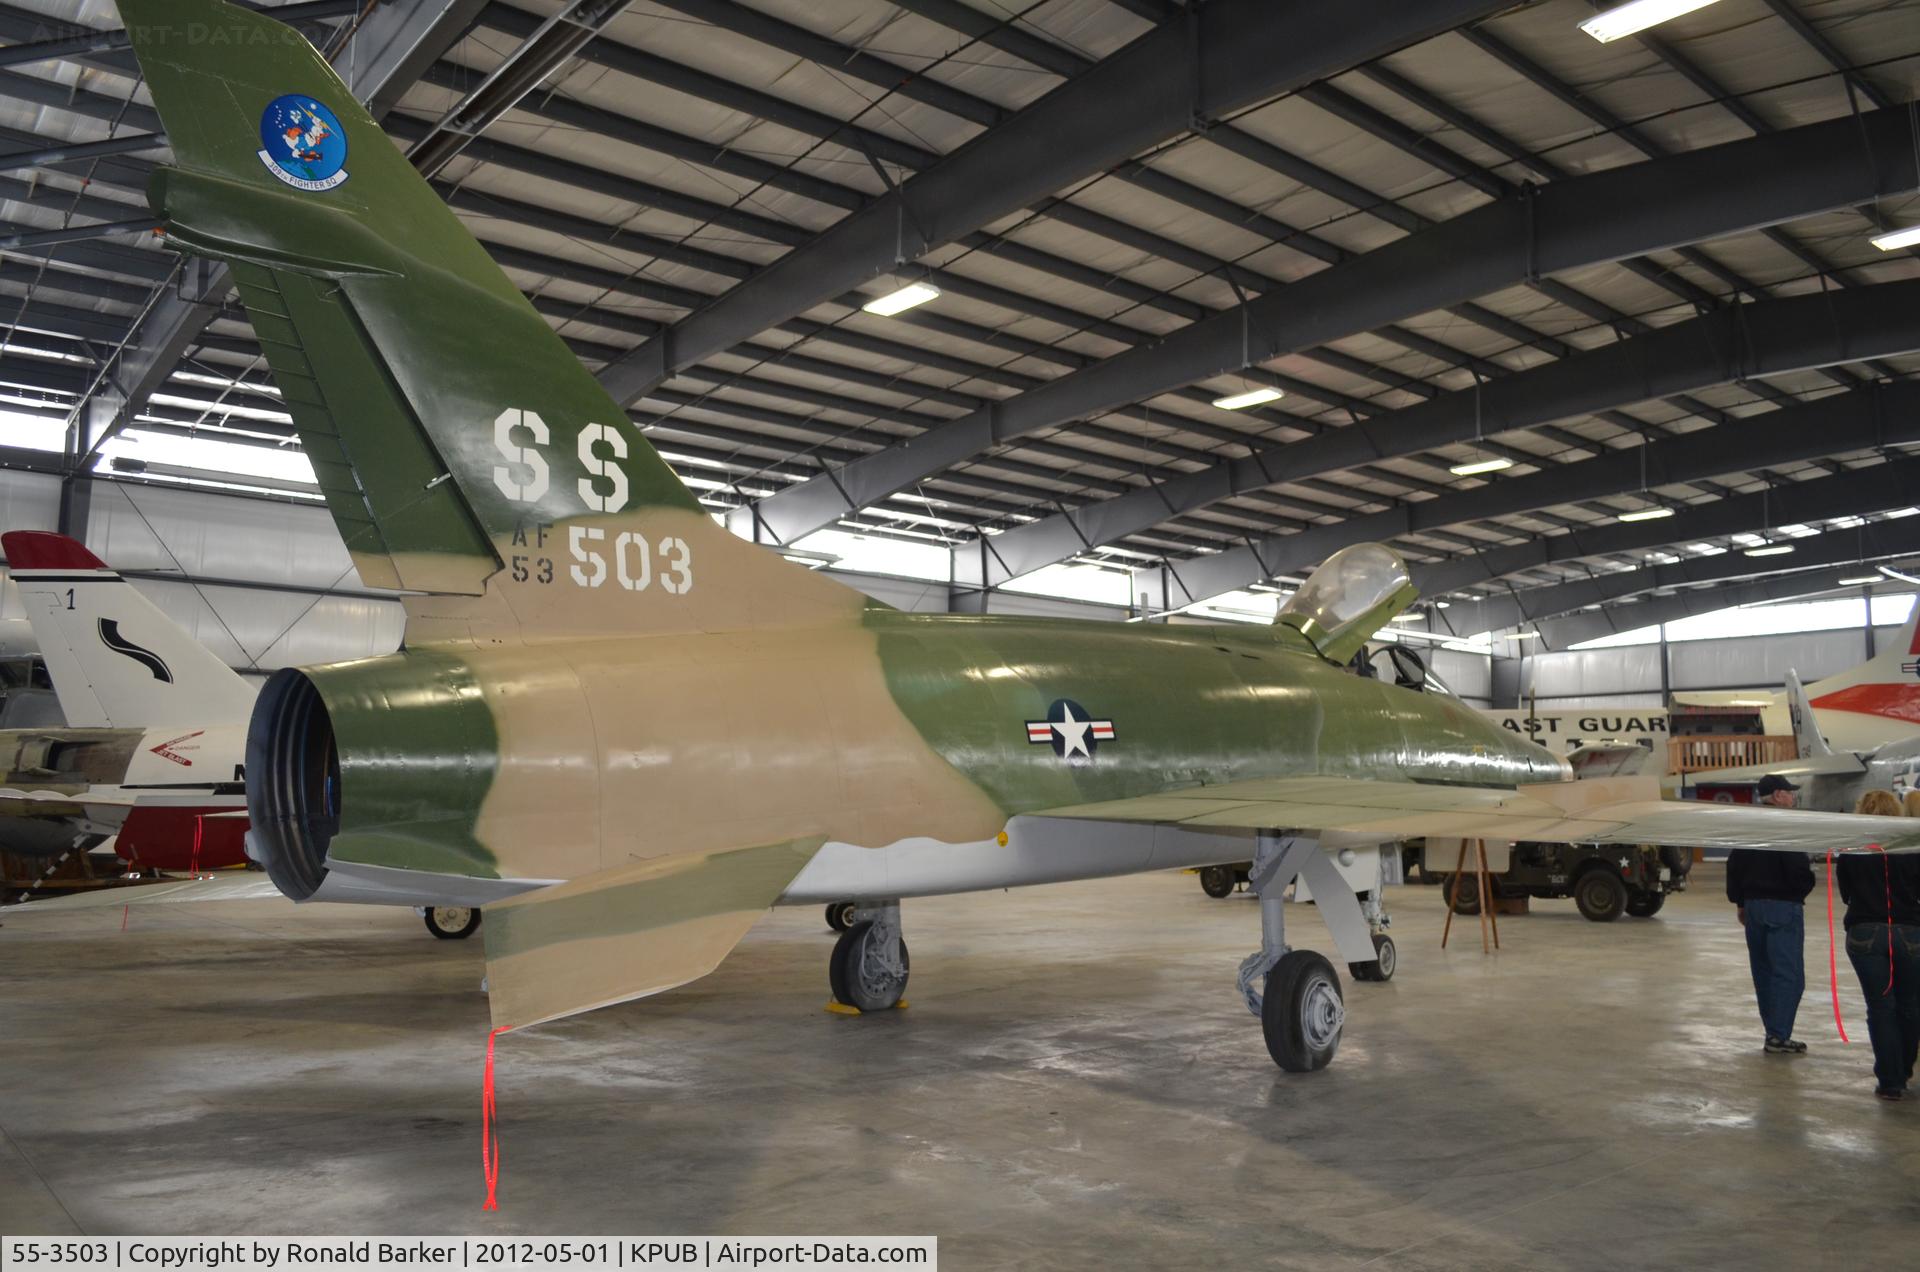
482, 837, 825, 1031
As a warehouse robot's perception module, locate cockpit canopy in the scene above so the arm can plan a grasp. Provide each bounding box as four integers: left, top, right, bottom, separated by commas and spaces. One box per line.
1278, 543, 1418, 665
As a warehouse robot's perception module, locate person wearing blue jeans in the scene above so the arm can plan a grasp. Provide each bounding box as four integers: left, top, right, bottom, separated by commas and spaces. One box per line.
1836, 832, 1920, 1100
1726, 775, 1814, 1054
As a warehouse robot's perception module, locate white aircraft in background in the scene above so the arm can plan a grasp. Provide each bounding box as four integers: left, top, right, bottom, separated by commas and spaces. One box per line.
1672, 599, 1920, 752
0, 530, 254, 870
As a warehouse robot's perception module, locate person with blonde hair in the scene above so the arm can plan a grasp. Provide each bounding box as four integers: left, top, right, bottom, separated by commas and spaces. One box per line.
1903, 789, 1920, 819
1857, 789, 1904, 818
1837, 790, 1920, 1100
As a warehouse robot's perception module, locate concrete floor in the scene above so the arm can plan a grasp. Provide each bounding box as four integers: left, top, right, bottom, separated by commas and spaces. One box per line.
2, 866, 1917, 1267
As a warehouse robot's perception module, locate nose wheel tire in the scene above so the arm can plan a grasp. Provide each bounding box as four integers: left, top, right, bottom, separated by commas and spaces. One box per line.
424, 906, 480, 940
1349, 933, 1396, 982
828, 919, 910, 1012
825, 900, 858, 932
1262, 949, 1344, 1072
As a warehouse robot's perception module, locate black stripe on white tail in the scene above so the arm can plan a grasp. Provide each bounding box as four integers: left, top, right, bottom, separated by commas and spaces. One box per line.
98, 619, 173, 684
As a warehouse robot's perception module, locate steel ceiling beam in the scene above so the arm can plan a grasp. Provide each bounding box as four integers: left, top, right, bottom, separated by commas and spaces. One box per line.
68, 0, 490, 465
1424, 455, 1920, 631
0, 0, 358, 69
984, 283, 1920, 592
592, 0, 1509, 403
403, 0, 627, 178
405, 21, 1701, 462
1475, 516, 1920, 639
1762, 0, 1893, 111
10, 145, 1341, 547
742, 108, 1920, 548
1535, 542, 1920, 649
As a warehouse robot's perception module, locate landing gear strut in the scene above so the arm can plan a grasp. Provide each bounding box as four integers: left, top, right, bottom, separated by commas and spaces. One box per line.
1349, 883, 1396, 982
828, 901, 909, 1012
1235, 833, 1346, 1072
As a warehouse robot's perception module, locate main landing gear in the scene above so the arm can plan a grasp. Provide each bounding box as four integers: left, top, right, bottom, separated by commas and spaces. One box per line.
1236, 833, 1393, 1072
423, 905, 481, 940
828, 901, 910, 1012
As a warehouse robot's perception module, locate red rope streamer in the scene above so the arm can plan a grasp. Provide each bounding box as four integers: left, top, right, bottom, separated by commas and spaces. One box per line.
189, 816, 204, 876
482, 1026, 509, 1211
1827, 851, 1849, 1044
1826, 844, 1897, 1044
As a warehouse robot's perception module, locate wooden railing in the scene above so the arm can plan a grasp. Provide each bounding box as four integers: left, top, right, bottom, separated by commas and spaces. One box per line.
1668, 735, 1798, 775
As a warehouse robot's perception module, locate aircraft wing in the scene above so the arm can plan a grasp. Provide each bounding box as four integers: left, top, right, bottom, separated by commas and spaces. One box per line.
1670, 753, 1869, 787
1035, 775, 1920, 852
2, 872, 284, 910
482, 836, 825, 1031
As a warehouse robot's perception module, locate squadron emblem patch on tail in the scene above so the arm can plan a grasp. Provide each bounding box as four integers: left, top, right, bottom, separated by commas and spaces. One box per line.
256, 94, 348, 190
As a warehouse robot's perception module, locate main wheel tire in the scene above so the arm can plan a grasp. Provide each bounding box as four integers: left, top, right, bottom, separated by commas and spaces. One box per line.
825, 900, 858, 932
1574, 869, 1629, 923
1199, 865, 1237, 898
1262, 950, 1344, 1072
1350, 933, 1397, 982
1625, 889, 1666, 918
1445, 876, 1482, 915
424, 906, 481, 940
828, 920, 910, 1012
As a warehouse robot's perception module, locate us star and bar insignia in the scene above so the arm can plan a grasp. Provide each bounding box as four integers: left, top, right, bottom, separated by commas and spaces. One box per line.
1025, 699, 1115, 761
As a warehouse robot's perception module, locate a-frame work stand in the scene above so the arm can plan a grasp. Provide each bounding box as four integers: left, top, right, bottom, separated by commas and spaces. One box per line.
1441, 838, 1501, 953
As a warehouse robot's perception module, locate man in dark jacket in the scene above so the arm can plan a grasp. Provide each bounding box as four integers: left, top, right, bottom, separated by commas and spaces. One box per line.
1726, 775, 1815, 1053
1837, 845, 1920, 1099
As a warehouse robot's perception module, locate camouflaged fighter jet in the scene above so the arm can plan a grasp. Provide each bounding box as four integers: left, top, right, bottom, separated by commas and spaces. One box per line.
73, 0, 1920, 1072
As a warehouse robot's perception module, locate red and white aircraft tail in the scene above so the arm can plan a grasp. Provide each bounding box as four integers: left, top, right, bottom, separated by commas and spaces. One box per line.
1671, 600, 1920, 752
1798, 599, 1920, 748
2, 531, 256, 729
2, 531, 254, 871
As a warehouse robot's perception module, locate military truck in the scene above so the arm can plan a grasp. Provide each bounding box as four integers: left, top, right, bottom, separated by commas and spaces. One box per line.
1440, 841, 1693, 921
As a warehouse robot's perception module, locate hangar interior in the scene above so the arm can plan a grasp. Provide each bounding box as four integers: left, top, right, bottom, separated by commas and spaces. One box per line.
3, 0, 1920, 1264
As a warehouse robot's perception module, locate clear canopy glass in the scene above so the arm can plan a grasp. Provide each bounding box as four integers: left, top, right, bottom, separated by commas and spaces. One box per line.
1278, 544, 1416, 663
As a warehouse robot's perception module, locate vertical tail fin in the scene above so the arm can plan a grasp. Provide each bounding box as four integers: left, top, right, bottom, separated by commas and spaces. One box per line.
119, 0, 860, 639
1783, 669, 1833, 759
2, 531, 256, 728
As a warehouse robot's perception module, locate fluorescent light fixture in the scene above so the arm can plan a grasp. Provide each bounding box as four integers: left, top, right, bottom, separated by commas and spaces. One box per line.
1838, 575, 1881, 586
1744, 544, 1795, 557
1579, 0, 1722, 44
1448, 456, 1514, 477
1508, 631, 1542, 641
1886, 507, 1920, 519
861, 282, 941, 316
1871, 225, 1920, 252
1433, 601, 1450, 609
1210, 386, 1284, 411
1617, 506, 1674, 522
